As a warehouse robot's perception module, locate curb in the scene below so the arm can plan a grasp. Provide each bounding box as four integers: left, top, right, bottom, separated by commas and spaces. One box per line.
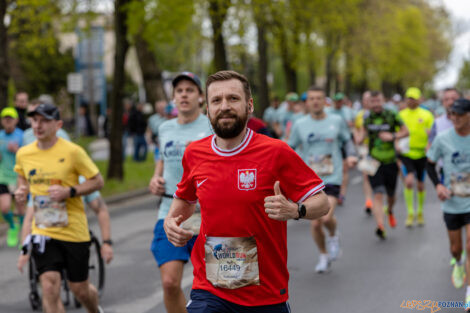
104, 188, 150, 205
0, 188, 153, 241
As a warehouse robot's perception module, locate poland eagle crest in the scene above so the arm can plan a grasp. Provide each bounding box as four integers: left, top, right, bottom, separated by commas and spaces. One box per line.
238, 169, 257, 190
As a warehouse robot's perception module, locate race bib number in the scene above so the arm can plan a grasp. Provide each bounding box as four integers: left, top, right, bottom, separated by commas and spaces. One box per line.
205, 236, 260, 289
33, 195, 68, 228
358, 156, 380, 176
309, 154, 334, 176
450, 173, 470, 197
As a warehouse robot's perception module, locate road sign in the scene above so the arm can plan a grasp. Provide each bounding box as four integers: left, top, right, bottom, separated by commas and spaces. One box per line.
67, 73, 83, 94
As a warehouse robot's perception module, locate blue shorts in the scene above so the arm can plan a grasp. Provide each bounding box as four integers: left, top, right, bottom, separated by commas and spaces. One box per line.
187, 289, 291, 313
150, 219, 197, 267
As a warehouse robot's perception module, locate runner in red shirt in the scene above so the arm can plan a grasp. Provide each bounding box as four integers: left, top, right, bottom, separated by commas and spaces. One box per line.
164, 70, 329, 312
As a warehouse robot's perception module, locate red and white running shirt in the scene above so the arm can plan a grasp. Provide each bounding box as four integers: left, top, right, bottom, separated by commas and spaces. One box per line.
175, 128, 324, 306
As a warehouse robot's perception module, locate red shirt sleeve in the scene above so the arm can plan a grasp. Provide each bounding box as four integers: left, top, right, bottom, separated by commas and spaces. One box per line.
275, 142, 324, 203
174, 150, 198, 204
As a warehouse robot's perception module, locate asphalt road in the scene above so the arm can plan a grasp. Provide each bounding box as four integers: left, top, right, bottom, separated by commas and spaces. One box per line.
0, 172, 464, 313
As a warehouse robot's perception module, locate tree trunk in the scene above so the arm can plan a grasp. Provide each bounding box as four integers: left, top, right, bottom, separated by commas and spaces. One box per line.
256, 21, 269, 117
325, 51, 334, 97
278, 28, 297, 93
209, 0, 229, 71
134, 34, 167, 104
0, 0, 9, 110
107, 0, 130, 180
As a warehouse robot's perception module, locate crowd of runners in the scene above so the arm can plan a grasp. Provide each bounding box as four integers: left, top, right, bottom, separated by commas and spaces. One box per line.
1, 70, 470, 312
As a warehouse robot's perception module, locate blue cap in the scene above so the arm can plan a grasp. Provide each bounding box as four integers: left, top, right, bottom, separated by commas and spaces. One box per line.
172, 72, 202, 92
301, 92, 307, 102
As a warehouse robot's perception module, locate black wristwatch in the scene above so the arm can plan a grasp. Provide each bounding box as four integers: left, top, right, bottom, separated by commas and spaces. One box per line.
295, 203, 306, 220
103, 239, 113, 246
69, 187, 77, 198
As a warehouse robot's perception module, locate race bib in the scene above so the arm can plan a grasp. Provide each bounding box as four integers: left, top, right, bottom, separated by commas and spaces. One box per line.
358, 156, 380, 176
33, 195, 68, 228
205, 236, 260, 289
357, 145, 369, 158
450, 173, 470, 197
309, 154, 334, 176
396, 137, 410, 154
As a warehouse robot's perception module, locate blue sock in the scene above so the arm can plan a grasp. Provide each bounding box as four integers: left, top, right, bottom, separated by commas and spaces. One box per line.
2, 211, 15, 229
18, 214, 24, 226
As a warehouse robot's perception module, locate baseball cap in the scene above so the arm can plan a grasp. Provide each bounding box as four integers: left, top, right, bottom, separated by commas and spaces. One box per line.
301, 92, 307, 102
405, 87, 421, 100
1, 107, 18, 119
450, 98, 470, 114
285, 92, 299, 102
333, 92, 345, 101
172, 71, 202, 92
27, 103, 60, 120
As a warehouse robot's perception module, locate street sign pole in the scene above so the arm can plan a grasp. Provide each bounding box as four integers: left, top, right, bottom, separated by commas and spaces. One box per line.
67, 72, 84, 139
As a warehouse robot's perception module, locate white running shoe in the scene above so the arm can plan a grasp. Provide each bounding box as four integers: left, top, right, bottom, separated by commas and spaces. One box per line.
315, 254, 330, 273
97, 305, 104, 313
327, 235, 342, 261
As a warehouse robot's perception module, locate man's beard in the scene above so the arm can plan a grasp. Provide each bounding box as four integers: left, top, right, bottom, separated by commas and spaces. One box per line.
210, 106, 249, 139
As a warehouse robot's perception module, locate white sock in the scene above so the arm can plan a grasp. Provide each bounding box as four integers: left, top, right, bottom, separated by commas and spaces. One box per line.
466, 286, 470, 297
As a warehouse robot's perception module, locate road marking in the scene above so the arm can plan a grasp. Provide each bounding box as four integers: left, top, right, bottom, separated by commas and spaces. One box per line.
351, 175, 363, 185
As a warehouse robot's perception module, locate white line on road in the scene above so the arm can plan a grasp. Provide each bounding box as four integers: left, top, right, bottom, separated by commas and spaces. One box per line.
351, 175, 363, 185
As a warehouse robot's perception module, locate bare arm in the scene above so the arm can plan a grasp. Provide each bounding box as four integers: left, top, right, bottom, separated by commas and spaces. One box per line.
48, 173, 104, 202
354, 126, 366, 145
264, 181, 329, 221
163, 198, 196, 247
149, 160, 165, 195
88, 197, 113, 264
395, 124, 409, 140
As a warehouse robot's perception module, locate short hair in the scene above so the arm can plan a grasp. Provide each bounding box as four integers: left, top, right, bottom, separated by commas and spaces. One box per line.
443, 87, 462, 97
370, 90, 383, 98
15, 91, 28, 99
206, 70, 252, 102
308, 86, 325, 93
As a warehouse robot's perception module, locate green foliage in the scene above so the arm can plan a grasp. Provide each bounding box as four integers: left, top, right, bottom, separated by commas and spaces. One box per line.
457, 58, 470, 92
8, 0, 75, 97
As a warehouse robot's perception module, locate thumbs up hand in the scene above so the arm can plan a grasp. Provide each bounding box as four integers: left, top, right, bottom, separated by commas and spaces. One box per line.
264, 181, 299, 221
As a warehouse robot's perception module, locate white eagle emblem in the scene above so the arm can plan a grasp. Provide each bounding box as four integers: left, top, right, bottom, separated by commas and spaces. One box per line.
238, 169, 257, 190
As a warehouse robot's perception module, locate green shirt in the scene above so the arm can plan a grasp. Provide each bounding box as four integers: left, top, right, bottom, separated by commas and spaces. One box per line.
363, 109, 403, 164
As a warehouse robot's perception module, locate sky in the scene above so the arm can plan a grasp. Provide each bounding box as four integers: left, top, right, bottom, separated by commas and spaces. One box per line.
432, 0, 470, 89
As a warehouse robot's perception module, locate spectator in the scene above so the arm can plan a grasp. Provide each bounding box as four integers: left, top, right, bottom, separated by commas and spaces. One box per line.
128, 102, 148, 162
14, 92, 29, 130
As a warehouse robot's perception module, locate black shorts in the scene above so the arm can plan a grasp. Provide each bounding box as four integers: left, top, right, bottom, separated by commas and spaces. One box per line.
324, 184, 341, 199
399, 156, 427, 182
187, 289, 291, 313
341, 147, 347, 160
32, 238, 91, 282
0, 184, 10, 195
368, 163, 399, 197
443, 212, 470, 231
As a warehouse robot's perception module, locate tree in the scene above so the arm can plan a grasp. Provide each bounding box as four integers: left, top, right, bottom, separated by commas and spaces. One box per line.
107, 0, 130, 180
208, 0, 230, 71
457, 58, 470, 92
0, 0, 8, 109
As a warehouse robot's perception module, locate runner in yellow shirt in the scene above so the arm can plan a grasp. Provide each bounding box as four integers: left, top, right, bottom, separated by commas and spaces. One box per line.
398, 87, 434, 227
14, 103, 105, 313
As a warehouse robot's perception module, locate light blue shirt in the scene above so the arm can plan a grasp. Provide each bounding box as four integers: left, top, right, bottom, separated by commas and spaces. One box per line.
0, 128, 23, 185
148, 113, 166, 136
427, 128, 470, 214
262, 107, 278, 125
288, 114, 350, 185
158, 114, 212, 220
325, 106, 354, 124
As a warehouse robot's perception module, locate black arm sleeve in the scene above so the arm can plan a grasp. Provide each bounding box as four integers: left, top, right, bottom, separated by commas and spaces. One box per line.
426, 160, 440, 187
342, 138, 358, 158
